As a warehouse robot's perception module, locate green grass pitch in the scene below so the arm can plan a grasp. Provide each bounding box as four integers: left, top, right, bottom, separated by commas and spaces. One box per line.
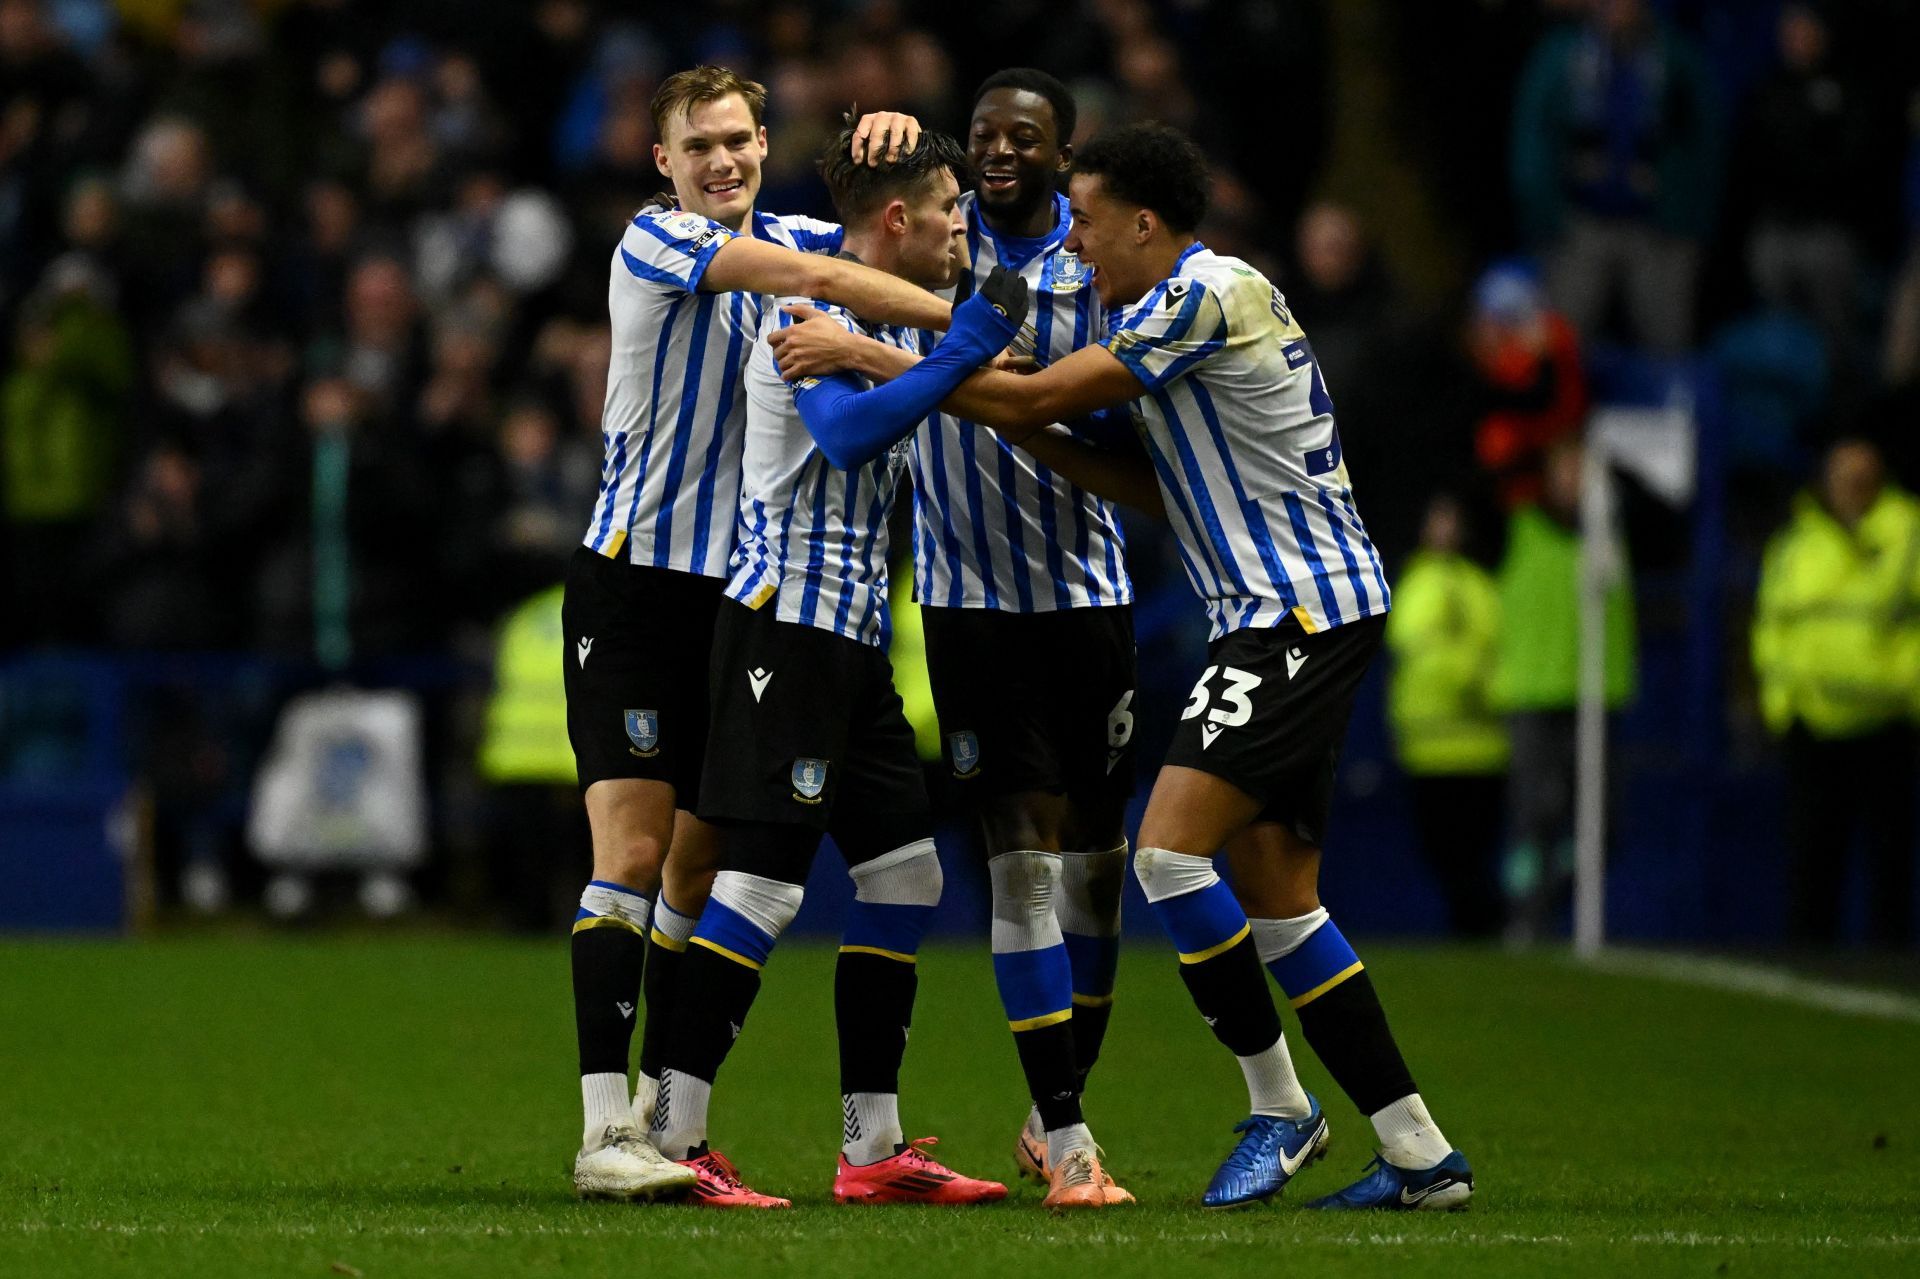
3, 937, 1916, 1277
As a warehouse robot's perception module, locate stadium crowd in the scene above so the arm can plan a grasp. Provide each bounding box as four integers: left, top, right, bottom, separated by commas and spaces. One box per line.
1, 0, 1916, 942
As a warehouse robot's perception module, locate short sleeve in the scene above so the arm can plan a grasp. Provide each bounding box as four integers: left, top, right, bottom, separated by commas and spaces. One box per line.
771, 214, 845, 257
617, 208, 735, 294
1100, 277, 1228, 391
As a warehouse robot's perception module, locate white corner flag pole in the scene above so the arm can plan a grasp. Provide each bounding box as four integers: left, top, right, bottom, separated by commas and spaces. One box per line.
1573, 447, 1613, 959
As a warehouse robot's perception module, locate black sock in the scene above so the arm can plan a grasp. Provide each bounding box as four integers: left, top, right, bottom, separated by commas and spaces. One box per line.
1069, 1002, 1113, 1094
834, 950, 918, 1095
571, 925, 647, 1076
662, 943, 763, 1085
1177, 933, 1284, 1057
1292, 970, 1418, 1115
1014, 1019, 1084, 1130
637, 934, 683, 1083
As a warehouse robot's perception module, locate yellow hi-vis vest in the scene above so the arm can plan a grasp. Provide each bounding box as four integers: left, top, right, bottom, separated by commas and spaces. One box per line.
477, 584, 577, 785
1386, 551, 1510, 775
1751, 487, 1920, 740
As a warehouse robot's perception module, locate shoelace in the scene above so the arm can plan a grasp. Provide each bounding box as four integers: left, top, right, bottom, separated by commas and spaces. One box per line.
695, 1152, 748, 1189
1055, 1150, 1095, 1188
1218, 1117, 1282, 1177
900, 1136, 944, 1169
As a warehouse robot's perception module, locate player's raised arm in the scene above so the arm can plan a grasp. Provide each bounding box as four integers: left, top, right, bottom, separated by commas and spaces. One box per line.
700, 237, 952, 331
793, 269, 1028, 471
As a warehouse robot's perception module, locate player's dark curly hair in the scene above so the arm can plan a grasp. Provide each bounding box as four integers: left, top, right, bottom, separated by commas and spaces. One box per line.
1072, 122, 1210, 234
971, 68, 1077, 146
818, 114, 968, 223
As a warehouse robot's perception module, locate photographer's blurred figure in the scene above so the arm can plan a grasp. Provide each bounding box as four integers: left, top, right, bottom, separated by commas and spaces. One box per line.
1387, 495, 1508, 938
1752, 439, 1920, 947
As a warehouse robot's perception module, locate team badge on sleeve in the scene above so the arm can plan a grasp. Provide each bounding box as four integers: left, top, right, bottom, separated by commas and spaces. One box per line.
625, 709, 660, 757
791, 758, 829, 803
947, 731, 981, 779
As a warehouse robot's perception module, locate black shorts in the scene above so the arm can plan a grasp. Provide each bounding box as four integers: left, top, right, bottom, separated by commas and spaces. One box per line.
1163, 614, 1385, 847
920, 604, 1138, 822
561, 546, 723, 800
698, 599, 929, 833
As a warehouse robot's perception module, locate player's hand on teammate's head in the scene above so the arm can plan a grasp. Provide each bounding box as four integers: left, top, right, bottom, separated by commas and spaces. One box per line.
850, 112, 921, 166
771, 304, 861, 380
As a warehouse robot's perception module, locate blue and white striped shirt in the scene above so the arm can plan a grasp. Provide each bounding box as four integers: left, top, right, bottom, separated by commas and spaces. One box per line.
1101, 243, 1390, 640
911, 192, 1132, 612
583, 204, 843, 577
726, 301, 922, 649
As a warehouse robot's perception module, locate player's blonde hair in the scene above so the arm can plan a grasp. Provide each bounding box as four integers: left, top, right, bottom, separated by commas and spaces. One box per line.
649, 66, 768, 144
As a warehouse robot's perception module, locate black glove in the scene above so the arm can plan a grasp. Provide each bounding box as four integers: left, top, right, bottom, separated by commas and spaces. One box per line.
975, 264, 1030, 332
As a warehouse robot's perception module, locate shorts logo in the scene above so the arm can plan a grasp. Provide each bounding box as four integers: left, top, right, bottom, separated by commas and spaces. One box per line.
625, 709, 659, 757
947, 731, 980, 779
791, 757, 828, 803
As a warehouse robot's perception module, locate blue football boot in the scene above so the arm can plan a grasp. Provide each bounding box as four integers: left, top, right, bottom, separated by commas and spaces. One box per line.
1201, 1096, 1330, 1209
1305, 1150, 1474, 1211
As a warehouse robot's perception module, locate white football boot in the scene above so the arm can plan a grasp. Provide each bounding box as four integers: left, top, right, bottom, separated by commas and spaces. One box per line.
573, 1121, 697, 1200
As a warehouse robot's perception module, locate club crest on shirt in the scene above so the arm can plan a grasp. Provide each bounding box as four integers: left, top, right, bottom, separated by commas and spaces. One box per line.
947, 730, 981, 778
792, 757, 829, 802
1050, 253, 1087, 293
625, 709, 659, 757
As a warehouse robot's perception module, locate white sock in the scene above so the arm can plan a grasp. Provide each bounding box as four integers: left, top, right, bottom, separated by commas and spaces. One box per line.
581, 1072, 631, 1143
650, 1068, 711, 1160
841, 1091, 903, 1166
1045, 1122, 1096, 1168
630, 1073, 658, 1130
1371, 1092, 1451, 1168
1237, 1035, 1312, 1120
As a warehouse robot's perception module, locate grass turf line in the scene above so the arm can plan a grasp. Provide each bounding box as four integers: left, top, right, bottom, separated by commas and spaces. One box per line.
1, 938, 1915, 1278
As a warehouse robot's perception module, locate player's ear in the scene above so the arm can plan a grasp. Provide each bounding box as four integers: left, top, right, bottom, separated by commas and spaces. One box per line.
653, 143, 672, 180
754, 125, 769, 158
1055, 144, 1073, 175
1136, 208, 1155, 243
885, 197, 909, 237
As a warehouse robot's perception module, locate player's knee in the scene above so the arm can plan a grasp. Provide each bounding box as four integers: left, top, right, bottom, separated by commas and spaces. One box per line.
595, 831, 668, 888
1133, 845, 1221, 903
980, 792, 1064, 855
988, 850, 1064, 952
849, 838, 944, 908
707, 869, 805, 941
1061, 841, 1126, 926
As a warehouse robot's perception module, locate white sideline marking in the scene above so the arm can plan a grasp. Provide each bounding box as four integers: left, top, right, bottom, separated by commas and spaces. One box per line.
1584, 948, 1920, 1025
6, 1222, 1919, 1248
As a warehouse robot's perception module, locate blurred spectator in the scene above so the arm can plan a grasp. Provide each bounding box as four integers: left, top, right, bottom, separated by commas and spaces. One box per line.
1469, 263, 1588, 511
1493, 439, 1636, 943
1751, 439, 1920, 946
1734, 3, 1873, 396
246, 376, 436, 667
0, 0, 96, 297
91, 441, 234, 648
1386, 494, 1509, 939
492, 392, 595, 601
1883, 88, 1920, 393
1512, 0, 1722, 353
1288, 201, 1456, 559
475, 582, 582, 931
1, 265, 132, 645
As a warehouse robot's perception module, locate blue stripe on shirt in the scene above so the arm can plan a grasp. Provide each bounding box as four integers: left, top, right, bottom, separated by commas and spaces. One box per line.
651, 293, 716, 567
1282, 492, 1343, 625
